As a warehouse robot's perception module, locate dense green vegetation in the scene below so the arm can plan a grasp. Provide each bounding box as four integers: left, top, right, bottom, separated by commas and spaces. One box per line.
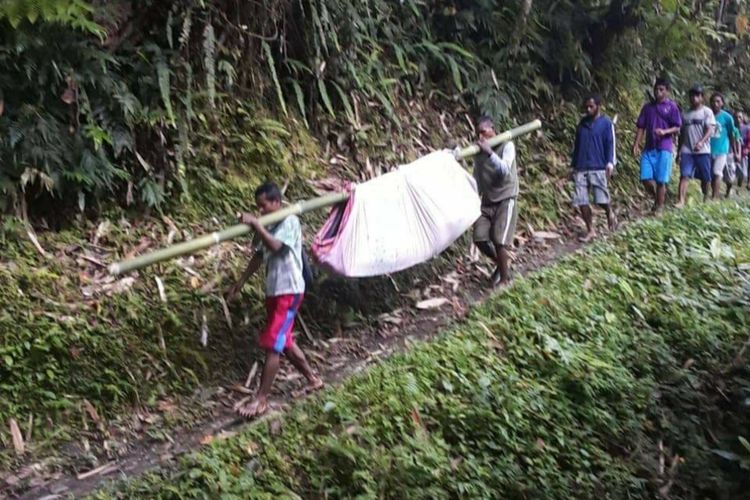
3, 0, 750, 492
96, 202, 750, 498
2, 0, 748, 215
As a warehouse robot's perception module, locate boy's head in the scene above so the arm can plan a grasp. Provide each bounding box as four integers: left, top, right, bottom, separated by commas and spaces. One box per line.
688, 84, 704, 108
583, 94, 602, 117
255, 181, 282, 215
476, 115, 495, 140
653, 78, 670, 102
711, 92, 724, 113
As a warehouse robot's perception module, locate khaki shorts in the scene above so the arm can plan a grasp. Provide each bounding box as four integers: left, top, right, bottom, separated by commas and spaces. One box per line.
572, 171, 610, 206
473, 198, 518, 247
712, 154, 727, 178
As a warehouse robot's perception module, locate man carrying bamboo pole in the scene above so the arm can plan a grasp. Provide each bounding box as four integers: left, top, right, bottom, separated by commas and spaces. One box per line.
226, 181, 323, 418
472, 115, 519, 287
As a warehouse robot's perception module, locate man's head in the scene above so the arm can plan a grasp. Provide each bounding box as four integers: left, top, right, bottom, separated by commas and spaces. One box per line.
254, 181, 282, 215
711, 92, 724, 114
583, 94, 602, 118
477, 115, 495, 140
688, 84, 704, 108
654, 78, 670, 103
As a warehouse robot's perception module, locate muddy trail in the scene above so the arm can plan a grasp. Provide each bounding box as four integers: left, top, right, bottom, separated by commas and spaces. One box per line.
5, 203, 642, 499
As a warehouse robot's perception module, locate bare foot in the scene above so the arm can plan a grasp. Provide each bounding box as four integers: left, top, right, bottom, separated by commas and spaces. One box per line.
237, 396, 269, 419
579, 231, 596, 243
674, 201, 685, 209
496, 277, 513, 288
292, 377, 324, 399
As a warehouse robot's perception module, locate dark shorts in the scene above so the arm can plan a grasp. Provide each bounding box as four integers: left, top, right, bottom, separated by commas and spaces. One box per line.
259, 294, 303, 353
473, 198, 518, 247
680, 153, 711, 182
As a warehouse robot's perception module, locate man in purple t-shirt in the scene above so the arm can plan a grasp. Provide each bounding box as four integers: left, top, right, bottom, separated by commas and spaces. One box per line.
632, 78, 682, 214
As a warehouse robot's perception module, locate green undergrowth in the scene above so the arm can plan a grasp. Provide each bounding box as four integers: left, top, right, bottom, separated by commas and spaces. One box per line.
96, 201, 750, 499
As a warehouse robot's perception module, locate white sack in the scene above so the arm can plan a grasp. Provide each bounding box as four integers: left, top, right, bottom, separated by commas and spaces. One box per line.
312, 150, 481, 277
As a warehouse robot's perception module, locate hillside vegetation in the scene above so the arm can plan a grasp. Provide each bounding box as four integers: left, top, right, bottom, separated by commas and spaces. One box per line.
99, 202, 750, 499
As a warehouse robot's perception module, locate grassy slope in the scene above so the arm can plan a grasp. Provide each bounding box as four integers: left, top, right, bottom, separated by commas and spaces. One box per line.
98, 201, 750, 499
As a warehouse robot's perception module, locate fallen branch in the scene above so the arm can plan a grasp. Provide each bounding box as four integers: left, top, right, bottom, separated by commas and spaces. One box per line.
226, 384, 253, 395
79, 254, 107, 268
26, 226, 51, 260
232, 395, 253, 411
244, 361, 259, 388
220, 296, 233, 329
297, 313, 315, 343
76, 462, 118, 481
9, 418, 25, 455
155, 276, 167, 303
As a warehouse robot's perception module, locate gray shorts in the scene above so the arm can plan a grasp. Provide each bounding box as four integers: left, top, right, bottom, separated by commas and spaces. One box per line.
573, 171, 610, 207
473, 197, 518, 247
739, 157, 749, 180
724, 155, 737, 184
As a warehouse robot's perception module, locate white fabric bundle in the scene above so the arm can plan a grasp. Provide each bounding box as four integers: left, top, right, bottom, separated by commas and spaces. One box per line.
312, 150, 481, 277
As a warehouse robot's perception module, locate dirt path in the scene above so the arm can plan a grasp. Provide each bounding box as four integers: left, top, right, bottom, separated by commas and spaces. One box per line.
6, 209, 639, 499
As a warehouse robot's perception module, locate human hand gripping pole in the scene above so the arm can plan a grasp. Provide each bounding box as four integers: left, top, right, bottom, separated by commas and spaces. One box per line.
109, 119, 542, 276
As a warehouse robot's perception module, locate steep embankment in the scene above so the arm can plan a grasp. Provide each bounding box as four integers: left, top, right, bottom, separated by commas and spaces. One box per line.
96, 201, 750, 499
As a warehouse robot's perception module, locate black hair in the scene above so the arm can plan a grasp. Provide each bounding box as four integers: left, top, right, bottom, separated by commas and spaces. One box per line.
711, 92, 724, 103
585, 94, 602, 105
654, 77, 671, 90
255, 180, 282, 202
476, 115, 494, 127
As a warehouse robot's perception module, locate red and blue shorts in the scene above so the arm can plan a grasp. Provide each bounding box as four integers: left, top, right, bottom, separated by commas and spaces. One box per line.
259, 294, 303, 353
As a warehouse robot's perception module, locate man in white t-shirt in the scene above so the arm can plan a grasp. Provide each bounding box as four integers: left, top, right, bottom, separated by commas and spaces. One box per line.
676, 84, 715, 207
226, 181, 323, 418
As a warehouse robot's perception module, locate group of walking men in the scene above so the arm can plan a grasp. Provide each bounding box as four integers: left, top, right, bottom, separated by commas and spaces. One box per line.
472, 79, 750, 286
632, 79, 750, 211
225, 80, 750, 418
571, 79, 750, 242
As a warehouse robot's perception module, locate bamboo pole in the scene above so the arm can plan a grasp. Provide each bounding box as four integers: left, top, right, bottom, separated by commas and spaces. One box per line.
455, 119, 541, 159
109, 192, 349, 275
109, 119, 541, 275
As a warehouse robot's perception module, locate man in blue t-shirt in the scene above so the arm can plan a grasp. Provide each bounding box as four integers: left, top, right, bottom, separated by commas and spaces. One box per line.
709, 92, 739, 199
570, 94, 617, 242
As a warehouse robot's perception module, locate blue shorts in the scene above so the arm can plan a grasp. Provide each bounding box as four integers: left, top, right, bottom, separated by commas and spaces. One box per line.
680, 153, 711, 182
640, 149, 673, 184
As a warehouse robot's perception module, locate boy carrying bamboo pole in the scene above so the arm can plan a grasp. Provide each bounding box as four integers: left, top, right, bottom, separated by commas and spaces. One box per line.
226, 181, 323, 418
